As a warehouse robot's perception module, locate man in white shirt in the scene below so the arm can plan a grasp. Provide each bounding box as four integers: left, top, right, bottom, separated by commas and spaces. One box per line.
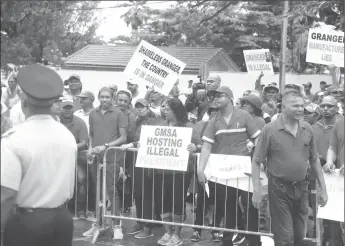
1, 64, 77, 246
74, 90, 95, 133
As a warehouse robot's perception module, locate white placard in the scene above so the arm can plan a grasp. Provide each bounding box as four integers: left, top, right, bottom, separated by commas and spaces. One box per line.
124, 40, 187, 96
243, 49, 274, 75
135, 125, 192, 171
306, 29, 344, 68
317, 170, 344, 222
197, 153, 268, 192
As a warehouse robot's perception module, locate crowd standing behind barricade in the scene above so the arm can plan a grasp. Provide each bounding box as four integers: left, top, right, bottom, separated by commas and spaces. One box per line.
1, 66, 344, 246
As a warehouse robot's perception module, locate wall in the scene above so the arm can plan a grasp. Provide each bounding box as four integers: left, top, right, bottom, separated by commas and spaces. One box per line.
56, 68, 332, 106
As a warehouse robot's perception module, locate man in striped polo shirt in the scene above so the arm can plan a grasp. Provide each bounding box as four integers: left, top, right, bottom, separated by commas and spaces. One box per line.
197, 86, 261, 246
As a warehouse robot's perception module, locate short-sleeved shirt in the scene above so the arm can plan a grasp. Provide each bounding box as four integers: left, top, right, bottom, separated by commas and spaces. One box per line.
202, 108, 261, 156
89, 106, 128, 162
253, 115, 319, 182
1, 115, 77, 208
61, 115, 88, 145
117, 107, 136, 143
329, 118, 344, 168
312, 119, 337, 160
74, 109, 92, 134
252, 116, 266, 130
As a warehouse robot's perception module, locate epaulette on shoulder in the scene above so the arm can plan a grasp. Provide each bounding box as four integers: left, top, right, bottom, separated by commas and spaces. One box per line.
1, 128, 16, 138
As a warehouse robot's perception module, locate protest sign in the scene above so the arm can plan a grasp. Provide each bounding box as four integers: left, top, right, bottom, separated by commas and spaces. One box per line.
317, 170, 344, 222
136, 125, 192, 171
197, 153, 268, 192
124, 40, 187, 96
306, 29, 344, 68
243, 49, 274, 75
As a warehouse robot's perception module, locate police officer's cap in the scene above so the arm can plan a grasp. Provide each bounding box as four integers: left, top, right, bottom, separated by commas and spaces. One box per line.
18, 64, 63, 107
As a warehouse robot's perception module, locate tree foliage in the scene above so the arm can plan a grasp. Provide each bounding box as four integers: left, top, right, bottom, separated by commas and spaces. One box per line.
121, 0, 344, 73
1, 1, 104, 67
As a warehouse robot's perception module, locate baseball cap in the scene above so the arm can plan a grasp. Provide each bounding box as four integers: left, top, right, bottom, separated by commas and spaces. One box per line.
117, 89, 132, 99
284, 84, 301, 92
320, 81, 327, 84
264, 84, 279, 93
214, 86, 234, 99
61, 98, 74, 107
76, 90, 95, 101
69, 74, 80, 81
304, 103, 321, 114
126, 78, 137, 85
302, 82, 312, 88
135, 98, 149, 107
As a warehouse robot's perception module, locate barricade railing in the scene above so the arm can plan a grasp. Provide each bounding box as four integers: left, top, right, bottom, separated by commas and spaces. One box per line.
72, 146, 320, 245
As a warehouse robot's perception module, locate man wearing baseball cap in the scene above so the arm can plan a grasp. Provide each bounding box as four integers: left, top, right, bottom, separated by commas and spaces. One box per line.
313, 96, 343, 246
126, 79, 140, 101
302, 82, 314, 104
67, 74, 82, 111
1, 64, 77, 245
75, 90, 95, 133
60, 98, 88, 219
304, 103, 321, 126
314, 81, 328, 102
198, 85, 261, 246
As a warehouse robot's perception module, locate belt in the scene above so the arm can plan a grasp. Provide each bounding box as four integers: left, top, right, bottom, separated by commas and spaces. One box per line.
268, 174, 309, 187
14, 203, 67, 214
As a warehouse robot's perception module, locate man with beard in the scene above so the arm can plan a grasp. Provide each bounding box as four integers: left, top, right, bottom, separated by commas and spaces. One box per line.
60, 99, 88, 218
67, 74, 82, 111
126, 79, 140, 103
185, 73, 221, 121
304, 103, 321, 126
261, 84, 279, 118
312, 96, 342, 246
83, 87, 128, 240
74, 91, 95, 133
197, 86, 261, 246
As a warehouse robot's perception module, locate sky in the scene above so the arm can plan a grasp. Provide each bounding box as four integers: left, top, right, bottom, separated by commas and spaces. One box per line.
96, 1, 175, 42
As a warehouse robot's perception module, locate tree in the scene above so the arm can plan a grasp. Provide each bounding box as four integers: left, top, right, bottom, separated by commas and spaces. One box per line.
121, 0, 344, 73
1, 1, 102, 67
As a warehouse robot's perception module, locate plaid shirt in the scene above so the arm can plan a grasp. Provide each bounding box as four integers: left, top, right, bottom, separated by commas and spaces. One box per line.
1, 116, 13, 136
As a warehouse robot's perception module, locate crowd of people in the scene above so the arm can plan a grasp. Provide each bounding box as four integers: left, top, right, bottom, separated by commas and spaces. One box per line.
1, 64, 344, 246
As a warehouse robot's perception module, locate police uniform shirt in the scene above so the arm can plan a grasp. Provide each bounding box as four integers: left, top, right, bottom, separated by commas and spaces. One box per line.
1, 115, 77, 208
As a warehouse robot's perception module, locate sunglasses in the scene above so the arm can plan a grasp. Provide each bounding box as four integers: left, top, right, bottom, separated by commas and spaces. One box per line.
320, 104, 335, 109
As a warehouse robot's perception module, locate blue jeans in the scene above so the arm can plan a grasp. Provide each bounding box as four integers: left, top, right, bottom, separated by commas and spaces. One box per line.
268, 176, 309, 246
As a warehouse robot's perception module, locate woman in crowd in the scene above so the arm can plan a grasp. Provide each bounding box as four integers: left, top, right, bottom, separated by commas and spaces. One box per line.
120, 98, 158, 239
241, 94, 266, 130
154, 98, 200, 246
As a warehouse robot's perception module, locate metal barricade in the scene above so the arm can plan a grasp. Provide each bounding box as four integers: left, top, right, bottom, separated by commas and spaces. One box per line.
86, 146, 320, 245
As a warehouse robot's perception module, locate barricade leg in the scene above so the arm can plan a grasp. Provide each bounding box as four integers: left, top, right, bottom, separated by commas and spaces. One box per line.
91, 158, 108, 244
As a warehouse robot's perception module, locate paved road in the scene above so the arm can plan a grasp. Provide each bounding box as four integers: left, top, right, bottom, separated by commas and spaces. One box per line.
72, 203, 315, 246
72, 203, 276, 246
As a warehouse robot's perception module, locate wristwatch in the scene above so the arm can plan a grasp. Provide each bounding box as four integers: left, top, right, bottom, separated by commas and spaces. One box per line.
104, 143, 109, 149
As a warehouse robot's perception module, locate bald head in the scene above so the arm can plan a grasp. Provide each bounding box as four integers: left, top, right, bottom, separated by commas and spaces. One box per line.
206, 73, 221, 91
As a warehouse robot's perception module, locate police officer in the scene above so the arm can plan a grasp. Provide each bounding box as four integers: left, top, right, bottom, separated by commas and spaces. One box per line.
1, 64, 77, 246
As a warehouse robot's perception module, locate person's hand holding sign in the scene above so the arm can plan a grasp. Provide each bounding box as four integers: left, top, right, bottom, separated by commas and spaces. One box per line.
187, 143, 197, 153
